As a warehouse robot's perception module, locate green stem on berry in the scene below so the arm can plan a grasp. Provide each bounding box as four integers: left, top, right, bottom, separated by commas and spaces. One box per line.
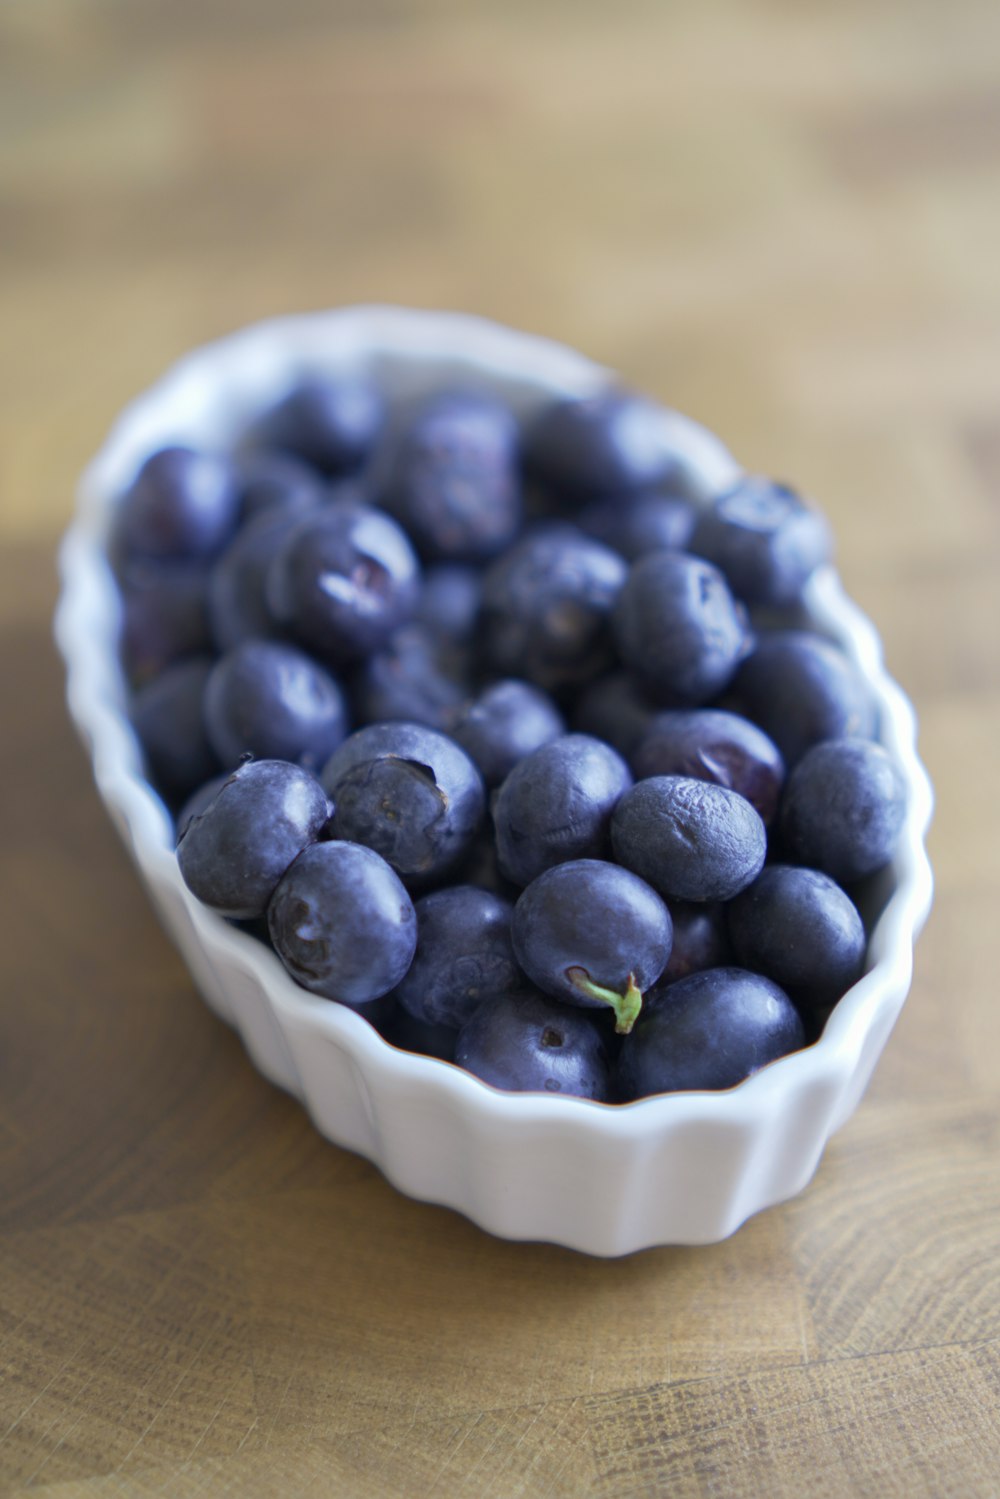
565, 966, 643, 1035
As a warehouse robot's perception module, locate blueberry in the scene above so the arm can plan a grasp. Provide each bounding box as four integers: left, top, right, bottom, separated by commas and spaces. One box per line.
204, 640, 348, 770
392, 885, 519, 1029
351, 624, 468, 731
321, 722, 485, 885
268, 840, 416, 1005
208, 505, 304, 651
266, 498, 419, 664
414, 564, 482, 645
690, 476, 832, 607
779, 737, 908, 884
235, 450, 326, 524
375, 391, 521, 561
178, 759, 331, 919
116, 446, 240, 563
613, 551, 751, 705
727, 864, 866, 1012
455, 988, 613, 1100
611, 776, 766, 903
511, 860, 672, 1034
118, 560, 211, 687
617, 968, 805, 1098
523, 389, 680, 504
577, 489, 695, 560
447, 679, 565, 788
631, 708, 784, 825
731, 630, 877, 767
571, 671, 656, 758
258, 373, 384, 475
493, 734, 632, 887
131, 655, 219, 800
480, 531, 627, 693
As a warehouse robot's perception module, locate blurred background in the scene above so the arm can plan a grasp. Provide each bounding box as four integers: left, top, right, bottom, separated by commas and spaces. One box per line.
2, 2, 999, 1493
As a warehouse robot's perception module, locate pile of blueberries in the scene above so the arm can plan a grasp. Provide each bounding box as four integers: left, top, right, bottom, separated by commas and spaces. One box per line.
115, 362, 908, 1103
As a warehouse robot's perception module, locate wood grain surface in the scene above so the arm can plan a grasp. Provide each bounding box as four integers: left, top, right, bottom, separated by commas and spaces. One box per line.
2, 1, 999, 1494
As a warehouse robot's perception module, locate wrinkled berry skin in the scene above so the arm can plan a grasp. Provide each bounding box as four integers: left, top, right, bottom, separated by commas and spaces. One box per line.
578, 489, 696, 561
690, 476, 832, 607
523, 390, 680, 504
116, 447, 240, 563
266, 498, 419, 664
511, 860, 672, 1017
321, 722, 485, 885
732, 630, 876, 768
613, 551, 750, 706
617, 968, 805, 1098
631, 708, 784, 825
204, 640, 348, 770
393, 885, 518, 1030
131, 655, 219, 800
727, 865, 866, 1013
779, 737, 907, 884
493, 734, 632, 887
178, 759, 331, 919
456, 988, 614, 1100
259, 373, 384, 475
611, 775, 766, 903
662, 903, 732, 985
480, 531, 627, 694
268, 840, 416, 1005
375, 391, 521, 562
447, 679, 565, 788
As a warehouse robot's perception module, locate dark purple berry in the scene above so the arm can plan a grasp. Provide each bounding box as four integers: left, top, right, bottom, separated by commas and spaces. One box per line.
456, 988, 613, 1100
611, 776, 766, 903
727, 864, 866, 1012
178, 759, 331, 919
631, 708, 784, 825
613, 551, 751, 706
511, 860, 672, 1033
493, 734, 632, 887
731, 630, 876, 768
116, 447, 239, 563
204, 640, 348, 770
393, 885, 518, 1030
779, 738, 907, 884
617, 968, 805, 1098
375, 391, 521, 561
268, 840, 416, 1005
690, 475, 833, 607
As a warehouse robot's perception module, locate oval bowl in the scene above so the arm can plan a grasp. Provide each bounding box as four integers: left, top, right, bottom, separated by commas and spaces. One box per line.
55, 306, 934, 1256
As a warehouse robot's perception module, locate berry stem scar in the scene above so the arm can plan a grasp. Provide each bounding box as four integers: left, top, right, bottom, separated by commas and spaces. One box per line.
566, 966, 643, 1035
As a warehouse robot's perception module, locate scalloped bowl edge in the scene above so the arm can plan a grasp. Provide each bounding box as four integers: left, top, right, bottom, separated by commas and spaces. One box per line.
54, 306, 934, 1256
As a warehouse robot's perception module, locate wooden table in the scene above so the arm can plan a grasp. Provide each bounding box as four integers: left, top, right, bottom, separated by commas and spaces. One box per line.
2, 2, 998, 1493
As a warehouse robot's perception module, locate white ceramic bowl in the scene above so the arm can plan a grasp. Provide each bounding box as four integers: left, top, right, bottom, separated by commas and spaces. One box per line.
55, 306, 934, 1256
